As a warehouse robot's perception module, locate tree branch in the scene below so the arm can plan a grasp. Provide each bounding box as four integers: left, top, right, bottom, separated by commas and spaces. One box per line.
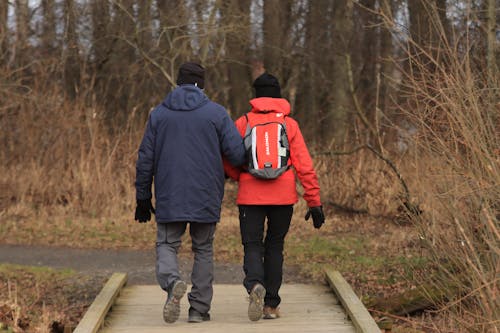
314, 145, 421, 216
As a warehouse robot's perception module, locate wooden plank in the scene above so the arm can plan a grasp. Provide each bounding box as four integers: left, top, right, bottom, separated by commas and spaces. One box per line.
100, 284, 356, 333
100, 326, 357, 333
74, 273, 128, 333
324, 269, 380, 333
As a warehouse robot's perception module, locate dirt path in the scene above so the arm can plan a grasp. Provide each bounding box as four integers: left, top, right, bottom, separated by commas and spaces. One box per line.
0, 244, 307, 285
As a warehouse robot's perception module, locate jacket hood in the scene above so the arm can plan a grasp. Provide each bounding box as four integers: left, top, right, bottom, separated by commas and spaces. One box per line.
163, 85, 209, 111
249, 97, 290, 116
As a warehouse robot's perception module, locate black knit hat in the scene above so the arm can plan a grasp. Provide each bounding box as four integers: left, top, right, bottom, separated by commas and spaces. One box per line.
177, 62, 205, 89
253, 73, 281, 98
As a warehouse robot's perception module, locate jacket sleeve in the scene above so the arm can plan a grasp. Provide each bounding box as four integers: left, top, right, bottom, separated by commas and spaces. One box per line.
219, 111, 246, 167
288, 118, 322, 207
135, 114, 155, 200
222, 115, 247, 180
223, 158, 241, 181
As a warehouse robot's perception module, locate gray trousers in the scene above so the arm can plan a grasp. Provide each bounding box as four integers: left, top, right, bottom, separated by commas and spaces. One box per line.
156, 222, 216, 314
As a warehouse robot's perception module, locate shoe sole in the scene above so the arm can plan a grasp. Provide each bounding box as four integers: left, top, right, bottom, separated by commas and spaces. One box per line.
248, 284, 266, 321
163, 280, 187, 323
188, 316, 203, 323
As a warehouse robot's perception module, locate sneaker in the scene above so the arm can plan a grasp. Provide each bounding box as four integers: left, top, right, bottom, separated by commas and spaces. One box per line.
248, 283, 266, 321
263, 306, 280, 319
188, 307, 210, 323
163, 280, 187, 323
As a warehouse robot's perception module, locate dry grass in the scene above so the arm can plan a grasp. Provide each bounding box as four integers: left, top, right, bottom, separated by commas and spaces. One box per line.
384, 9, 500, 332
0, 74, 444, 332
1, 66, 141, 218
0, 264, 106, 333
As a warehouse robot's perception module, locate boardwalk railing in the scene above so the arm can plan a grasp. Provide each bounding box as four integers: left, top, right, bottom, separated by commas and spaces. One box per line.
324, 268, 380, 333
73, 273, 128, 333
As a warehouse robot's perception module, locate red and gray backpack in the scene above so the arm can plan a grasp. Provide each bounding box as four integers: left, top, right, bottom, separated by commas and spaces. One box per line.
243, 112, 290, 179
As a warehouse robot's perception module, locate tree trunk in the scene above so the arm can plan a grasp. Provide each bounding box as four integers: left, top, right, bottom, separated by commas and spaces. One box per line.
328, 0, 354, 145
408, 0, 442, 69
220, 0, 252, 117
358, 0, 377, 134
0, 1, 8, 64
14, 0, 30, 67
63, 0, 80, 98
297, 0, 330, 143
111, 0, 135, 65
41, 0, 57, 55
138, 0, 153, 52
408, 0, 431, 48
379, 0, 395, 124
263, 0, 292, 80
157, 0, 187, 82
436, 0, 450, 40
91, 0, 110, 71
486, 0, 497, 88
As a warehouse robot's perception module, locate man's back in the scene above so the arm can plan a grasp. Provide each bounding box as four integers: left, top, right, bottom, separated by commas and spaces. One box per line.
136, 85, 245, 223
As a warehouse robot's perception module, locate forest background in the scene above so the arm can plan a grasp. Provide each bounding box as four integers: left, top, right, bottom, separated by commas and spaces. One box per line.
0, 0, 498, 332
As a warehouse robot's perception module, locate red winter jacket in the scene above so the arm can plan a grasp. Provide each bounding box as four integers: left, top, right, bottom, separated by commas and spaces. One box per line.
225, 97, 321, 207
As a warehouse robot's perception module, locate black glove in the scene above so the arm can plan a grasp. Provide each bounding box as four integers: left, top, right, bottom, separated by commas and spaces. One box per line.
305, 206, 325, 229
135, 199, 155, 223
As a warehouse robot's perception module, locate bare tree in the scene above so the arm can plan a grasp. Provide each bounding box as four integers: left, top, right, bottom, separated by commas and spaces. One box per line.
407, 0, 446, 68
137, 0, 153, 51
0, 1, 8, 64
63, 0, 81, 98
41, 0, 57, 55
296, 0, 330, 142
91, 0, 111, 72
263, 0, 293, 80
379, 0, 395, 117
357, 0, 377, 121
220, 0, 252, 117
14, 0, 30, 66
328, 0, 355, 144
111, 0, 136, 65
486, 0, 497, 89
436, 0, 451, 39
157, 0, 189, 78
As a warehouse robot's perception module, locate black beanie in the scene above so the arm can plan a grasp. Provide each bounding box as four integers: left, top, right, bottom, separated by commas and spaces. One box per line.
177, 62, 205, 89
253, 73, 281, 98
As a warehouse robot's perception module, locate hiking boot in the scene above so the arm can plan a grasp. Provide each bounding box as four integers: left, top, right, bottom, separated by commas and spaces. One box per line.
163, 280, 187, 323
188, 307, 210, 323
263, 306, 280, 319
248, 283, 266, 321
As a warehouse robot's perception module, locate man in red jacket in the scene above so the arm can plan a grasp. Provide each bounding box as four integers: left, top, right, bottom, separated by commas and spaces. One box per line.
225, 73, 325, 321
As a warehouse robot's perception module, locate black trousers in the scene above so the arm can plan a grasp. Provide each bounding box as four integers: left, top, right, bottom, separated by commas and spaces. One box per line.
239, 204, 293, 308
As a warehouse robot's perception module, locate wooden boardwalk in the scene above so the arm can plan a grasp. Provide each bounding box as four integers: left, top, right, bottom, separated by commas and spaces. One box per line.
74, 272, 380, 333
100, 284, 356, 333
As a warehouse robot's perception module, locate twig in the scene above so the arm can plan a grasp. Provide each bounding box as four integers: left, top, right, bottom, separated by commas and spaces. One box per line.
314, 144, 421, 215
365, 144, 410, 204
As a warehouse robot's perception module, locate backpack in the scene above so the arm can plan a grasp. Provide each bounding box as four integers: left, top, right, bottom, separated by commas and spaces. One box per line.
243, 112, 290, 179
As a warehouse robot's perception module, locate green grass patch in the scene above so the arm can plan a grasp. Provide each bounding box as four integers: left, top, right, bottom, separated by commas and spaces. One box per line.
284, 233, 429, 298
0, 263, 75, 278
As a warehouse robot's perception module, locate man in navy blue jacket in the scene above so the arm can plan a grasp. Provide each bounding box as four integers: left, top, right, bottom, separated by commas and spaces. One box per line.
135, 62, 246, 324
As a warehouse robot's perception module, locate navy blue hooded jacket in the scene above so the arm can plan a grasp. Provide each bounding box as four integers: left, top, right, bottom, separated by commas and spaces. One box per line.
135, 85, 246, 223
